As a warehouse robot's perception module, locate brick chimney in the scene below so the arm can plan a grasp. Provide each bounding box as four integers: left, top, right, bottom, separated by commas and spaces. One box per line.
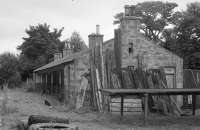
88, 25, 103, 49
63, 41, 73, 57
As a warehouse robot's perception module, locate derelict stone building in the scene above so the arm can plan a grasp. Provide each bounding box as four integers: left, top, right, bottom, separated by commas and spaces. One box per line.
34, 5, 183, 109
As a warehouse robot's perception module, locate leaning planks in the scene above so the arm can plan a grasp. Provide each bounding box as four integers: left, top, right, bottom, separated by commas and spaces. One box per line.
111, 71, 122, 89
147, 69, 182, 116
75, 77, 88, 110
90, 49, 98, 111
96, 69, 103, 112
117, 67, 182, 116
90, 46, 105, 112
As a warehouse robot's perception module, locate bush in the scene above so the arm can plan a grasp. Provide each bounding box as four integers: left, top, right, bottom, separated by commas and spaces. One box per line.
8, 72, 22, 88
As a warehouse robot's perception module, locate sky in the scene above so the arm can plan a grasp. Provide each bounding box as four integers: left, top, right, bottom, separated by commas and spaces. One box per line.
0, 0, 198, 54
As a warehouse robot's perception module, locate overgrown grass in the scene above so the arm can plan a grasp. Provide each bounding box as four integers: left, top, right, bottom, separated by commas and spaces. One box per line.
0, 87, 18, 116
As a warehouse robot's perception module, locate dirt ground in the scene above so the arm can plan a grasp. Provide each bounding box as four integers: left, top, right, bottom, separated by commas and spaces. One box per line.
1, 88, 200, 130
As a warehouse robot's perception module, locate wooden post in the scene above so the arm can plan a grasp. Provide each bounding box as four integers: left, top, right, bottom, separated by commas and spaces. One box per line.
46, 73, 48, 94
61, 68, 66, 105
68, 65, 70, 104
144, 94, 149, 125
90, 49, 98, 110
34, 73, 36, 90
40, 74, 42, 83
51, 72, 53, 94
59, 71, 62, 93
120, 95, 124, 120
27, 77, 29, 85
192, 94, 196, 115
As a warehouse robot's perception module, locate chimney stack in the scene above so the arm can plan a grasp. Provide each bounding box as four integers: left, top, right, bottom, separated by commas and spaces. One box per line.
124, 5, 136, 16
54, 52, 62, 61
125, 5, 130, 16
96, 24, 100, 34
88, 25, 103, 49
63, 41, 73, 57
120, 5, 140, 33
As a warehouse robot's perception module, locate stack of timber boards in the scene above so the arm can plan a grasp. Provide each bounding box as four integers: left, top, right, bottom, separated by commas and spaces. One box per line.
147, 69, 182, 115
90, 47, 105, 112
110, 97, 142, 115
90, 46, 182, 115
110, 67, 182, 116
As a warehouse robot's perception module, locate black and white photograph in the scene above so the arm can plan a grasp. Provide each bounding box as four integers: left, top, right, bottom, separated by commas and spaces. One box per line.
1, 0, 200, 129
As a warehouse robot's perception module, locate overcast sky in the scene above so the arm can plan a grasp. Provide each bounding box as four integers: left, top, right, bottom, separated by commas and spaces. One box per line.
0, 0, 198, 54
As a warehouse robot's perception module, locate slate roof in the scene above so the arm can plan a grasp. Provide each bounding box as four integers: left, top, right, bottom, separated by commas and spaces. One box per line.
34, 35, 182, 73
103, 38, 114, 45
34, 57, 73, 72
34, 49, 90, 72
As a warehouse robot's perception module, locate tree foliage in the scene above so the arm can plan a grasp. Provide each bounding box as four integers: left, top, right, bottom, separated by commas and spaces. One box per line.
114, 1, 179, 43
0, 52, 21, 87
161, 2, 200, 69
114, 1, 200, 69
18, 23, 64, 78
66, 31, 87, 52
176, 2, 200, 69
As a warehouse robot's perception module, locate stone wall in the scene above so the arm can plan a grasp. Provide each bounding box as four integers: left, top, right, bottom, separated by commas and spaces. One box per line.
102, 39, 114, 53
119, 15, 183, 106
63, 50, 90, 107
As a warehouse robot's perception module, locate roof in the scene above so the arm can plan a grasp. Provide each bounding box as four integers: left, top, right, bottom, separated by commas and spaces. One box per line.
137, 33, 183, 60
34, 49, 90, 72
34, 57, 73, 72
103, 38, 114, 45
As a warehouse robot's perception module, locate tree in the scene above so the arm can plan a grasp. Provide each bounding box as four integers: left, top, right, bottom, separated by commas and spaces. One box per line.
18, 23, 64, 79
175, 2, 200, 69
162, 2, 200, 69
114, 1, 179, 43
66, 31, 87, 52
0, 52, 21, 87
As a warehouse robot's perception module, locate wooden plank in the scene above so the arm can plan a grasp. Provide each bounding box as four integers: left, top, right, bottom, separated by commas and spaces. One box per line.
144, 94, 148, 126
96, 69, 103, 112
75, 77, 88, 110
90, 49, 98, 110
120, 96, 124, 118
192, 94, 196, 115
114, 29, 122, 81
101, 88, 200, 95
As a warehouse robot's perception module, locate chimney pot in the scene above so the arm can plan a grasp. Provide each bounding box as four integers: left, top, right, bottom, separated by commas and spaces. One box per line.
96, 24, 100, 34
125, 5, 130, 16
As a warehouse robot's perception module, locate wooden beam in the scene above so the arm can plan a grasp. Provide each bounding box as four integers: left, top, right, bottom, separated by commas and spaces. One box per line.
120, 95, 124, 120
46, 73, 48, 94
59, 71, 62, 93
144, 93, 149, 126
192, 94, 196, 115
51, 72, 53, 94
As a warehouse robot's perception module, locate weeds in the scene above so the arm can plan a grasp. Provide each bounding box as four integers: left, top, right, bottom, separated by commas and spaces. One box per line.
0, 83, 17, 116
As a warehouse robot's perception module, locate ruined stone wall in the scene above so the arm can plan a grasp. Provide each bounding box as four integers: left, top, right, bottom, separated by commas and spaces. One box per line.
118, 16, 183, 106
121, 35, 183, 85
120, 33, 183, 106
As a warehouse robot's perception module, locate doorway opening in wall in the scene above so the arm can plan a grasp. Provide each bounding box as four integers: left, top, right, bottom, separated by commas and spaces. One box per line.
163, 66, 176, 88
